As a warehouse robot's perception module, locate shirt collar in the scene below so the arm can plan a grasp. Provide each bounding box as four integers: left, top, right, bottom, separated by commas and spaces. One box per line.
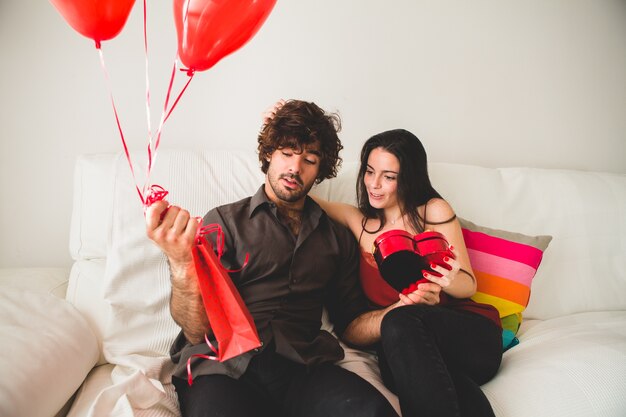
249, 185, 270, 217
248, 185, 324, 222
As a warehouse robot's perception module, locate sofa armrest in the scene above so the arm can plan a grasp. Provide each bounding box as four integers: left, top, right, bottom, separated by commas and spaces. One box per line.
0, 267, 71, 298
0, 288, 99, 417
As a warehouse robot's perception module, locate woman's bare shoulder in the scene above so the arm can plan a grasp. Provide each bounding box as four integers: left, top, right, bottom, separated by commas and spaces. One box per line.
423, 198, 457, 225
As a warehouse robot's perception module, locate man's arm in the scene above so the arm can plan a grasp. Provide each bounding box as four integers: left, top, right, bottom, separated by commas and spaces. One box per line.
327, 219, 442, 347
168, 259, 210, 345
146, 200, 209, 345
341, 304, 393, 346
342, 282, 442, 346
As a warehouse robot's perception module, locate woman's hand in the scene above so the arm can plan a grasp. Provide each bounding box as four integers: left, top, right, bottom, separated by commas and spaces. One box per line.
261, 99, 285, 125
422, 245, 461, 288
398, 281, 441, 306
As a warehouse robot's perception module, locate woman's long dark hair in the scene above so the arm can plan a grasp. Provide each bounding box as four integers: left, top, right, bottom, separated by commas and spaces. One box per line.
356, 129, 442, 233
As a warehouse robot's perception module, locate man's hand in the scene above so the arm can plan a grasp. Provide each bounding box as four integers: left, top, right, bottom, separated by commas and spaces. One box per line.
145, 200, 198, 269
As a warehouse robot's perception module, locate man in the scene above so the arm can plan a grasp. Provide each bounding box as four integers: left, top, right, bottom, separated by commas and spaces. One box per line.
146, 100, 436, 417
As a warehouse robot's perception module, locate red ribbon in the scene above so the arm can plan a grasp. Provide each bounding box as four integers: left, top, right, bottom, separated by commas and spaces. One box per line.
195, 223, 250, 273
186, 334, 219, 386
143, 184, 169, 210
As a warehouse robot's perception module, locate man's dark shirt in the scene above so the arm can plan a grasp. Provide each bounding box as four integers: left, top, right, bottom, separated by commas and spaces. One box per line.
170, 186, 370, 380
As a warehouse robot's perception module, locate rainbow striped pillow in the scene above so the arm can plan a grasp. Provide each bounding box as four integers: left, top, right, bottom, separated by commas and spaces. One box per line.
459, 218, 552, 348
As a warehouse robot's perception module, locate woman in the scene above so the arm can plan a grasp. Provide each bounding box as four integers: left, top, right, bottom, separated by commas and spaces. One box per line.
264, 104, 503, 417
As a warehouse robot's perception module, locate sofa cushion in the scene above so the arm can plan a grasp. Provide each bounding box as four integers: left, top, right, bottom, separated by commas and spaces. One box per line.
483, 311, 626, 417
460, 218, 552, 346
0, 288, 99, 417
66, 259, 109, 365
69, 153, 116, 261
0, 267, 70, 298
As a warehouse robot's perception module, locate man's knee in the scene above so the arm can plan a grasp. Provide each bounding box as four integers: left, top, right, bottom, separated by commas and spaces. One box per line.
173, 375, 271, 417
338, 391, 398, 417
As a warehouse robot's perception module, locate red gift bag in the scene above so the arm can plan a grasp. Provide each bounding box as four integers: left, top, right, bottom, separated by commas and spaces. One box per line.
191, 230, 261, 362
143, 188, 261, 384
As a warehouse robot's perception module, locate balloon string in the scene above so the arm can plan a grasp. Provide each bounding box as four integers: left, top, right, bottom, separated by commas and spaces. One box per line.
151, 0, 192, 158
91, 2, 195, 209
139, 0, 195, 201
143, 0, 153, 178
146, 61, 174, 184
97, 46, 145, 204
186, 334, 219, 386
162, 71, 194, 128
146, 62, 194, 179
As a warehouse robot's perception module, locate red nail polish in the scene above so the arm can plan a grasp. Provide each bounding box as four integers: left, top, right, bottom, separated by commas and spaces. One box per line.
430, 263, 437, 269
444, 257, 449, 262
423, 271, 428, 278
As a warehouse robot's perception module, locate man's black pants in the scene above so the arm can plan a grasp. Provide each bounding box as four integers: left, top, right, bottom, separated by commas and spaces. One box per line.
173, 343, 398, 417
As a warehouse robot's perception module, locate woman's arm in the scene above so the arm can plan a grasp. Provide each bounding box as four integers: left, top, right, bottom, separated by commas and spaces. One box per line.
311, 195, 364, 235
421, 198, 477, 299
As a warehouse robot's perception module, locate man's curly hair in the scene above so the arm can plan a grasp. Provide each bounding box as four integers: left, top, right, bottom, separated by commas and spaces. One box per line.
257, 100, 343, 184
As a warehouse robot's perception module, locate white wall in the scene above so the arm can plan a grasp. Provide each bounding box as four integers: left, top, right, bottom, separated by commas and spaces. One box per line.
1, 0, 625, 268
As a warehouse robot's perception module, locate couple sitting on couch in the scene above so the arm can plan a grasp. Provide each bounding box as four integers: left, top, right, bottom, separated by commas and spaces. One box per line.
145, 99, 503, 417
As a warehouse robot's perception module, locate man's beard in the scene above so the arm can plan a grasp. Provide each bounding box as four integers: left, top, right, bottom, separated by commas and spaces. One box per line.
268, 172, 313, 203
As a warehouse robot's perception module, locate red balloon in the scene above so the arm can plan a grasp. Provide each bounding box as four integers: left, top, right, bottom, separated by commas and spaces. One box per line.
173, 0, 277, 73
50, 0, 136, 46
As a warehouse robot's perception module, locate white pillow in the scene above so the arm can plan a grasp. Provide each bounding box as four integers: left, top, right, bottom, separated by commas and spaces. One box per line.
0, 289, 99, 417
99, 150, 263, 415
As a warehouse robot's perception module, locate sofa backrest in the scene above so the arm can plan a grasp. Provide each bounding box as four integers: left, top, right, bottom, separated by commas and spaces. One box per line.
68, 149, 263, 367
322, 162, 626, 321
67, 150, 626, 368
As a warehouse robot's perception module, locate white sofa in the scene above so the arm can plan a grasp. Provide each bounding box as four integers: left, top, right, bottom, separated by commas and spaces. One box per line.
1, 149, 625, 417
